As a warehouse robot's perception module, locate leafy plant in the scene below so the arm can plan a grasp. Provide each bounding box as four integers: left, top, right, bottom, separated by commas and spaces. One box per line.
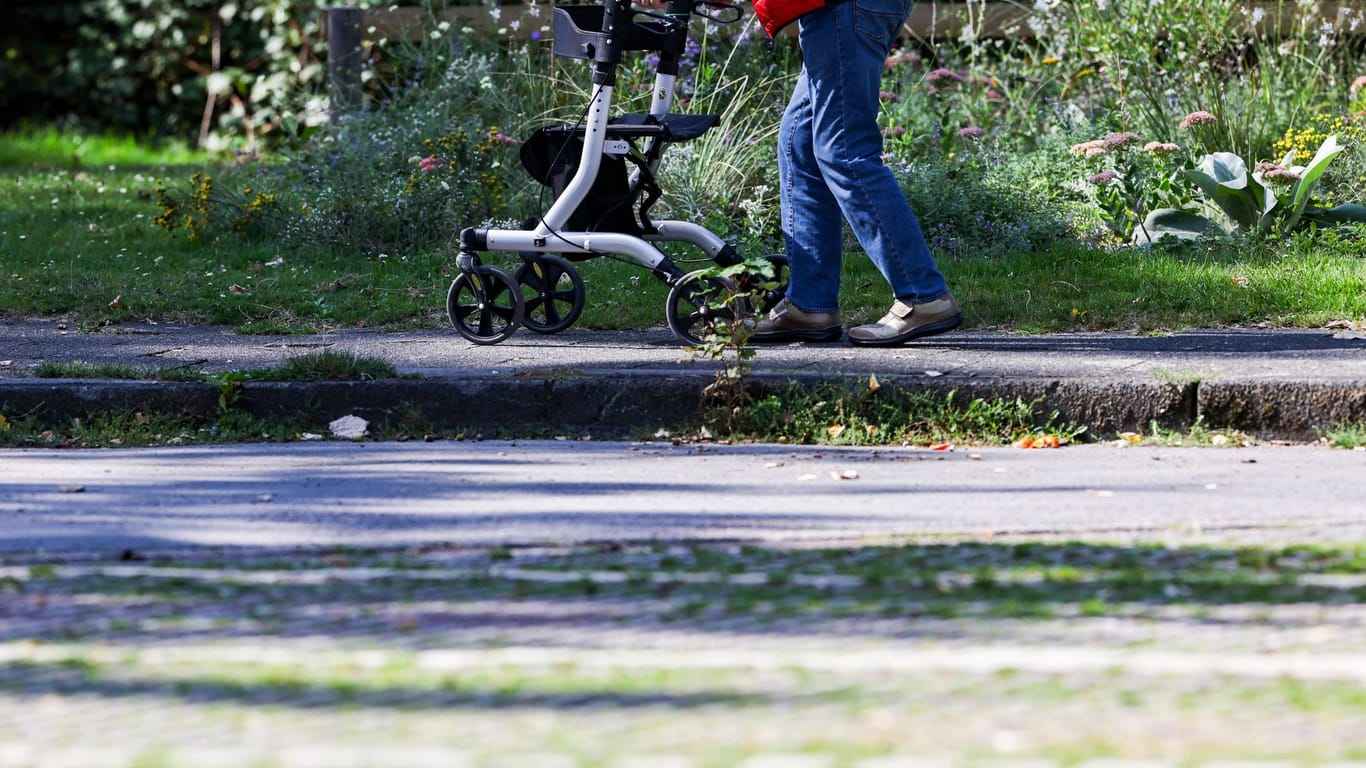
687, 257, 781, 431
1072, 132, 1192, 241
215, 370, 249, 413
1142, 135, 1366, 242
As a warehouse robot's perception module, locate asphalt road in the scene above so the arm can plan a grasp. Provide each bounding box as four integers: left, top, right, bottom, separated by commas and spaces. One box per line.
3, 440, 1363, 554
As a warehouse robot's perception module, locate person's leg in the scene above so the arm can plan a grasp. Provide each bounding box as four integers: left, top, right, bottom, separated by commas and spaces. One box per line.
749, 67, 845, 342
778, 68, 845, 314
799, 0, 950, 306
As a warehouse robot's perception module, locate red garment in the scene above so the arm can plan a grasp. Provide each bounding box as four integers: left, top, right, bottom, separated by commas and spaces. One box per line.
752, 0, 838, 37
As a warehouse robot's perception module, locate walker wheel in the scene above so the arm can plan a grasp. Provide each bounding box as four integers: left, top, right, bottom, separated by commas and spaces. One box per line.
447, 264, 524, 345
665, 270, 741, 346
515, 255, 586, 334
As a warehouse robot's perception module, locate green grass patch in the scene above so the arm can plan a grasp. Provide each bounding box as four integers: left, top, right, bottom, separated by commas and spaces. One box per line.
714, 382, 1087, 447
4, 150, 1366, 335
0, 127, 207, 168
1318, 421, 1366, 449
0, 408, 315, 449
241, 350, 400, 382
33, 361, 208, 381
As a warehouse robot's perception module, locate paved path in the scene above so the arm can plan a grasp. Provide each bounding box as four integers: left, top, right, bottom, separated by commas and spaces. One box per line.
3, 440, 1365, 554
4, 322, 1366, 766
4, 320, 1366, 439
4, 320, 1366, 382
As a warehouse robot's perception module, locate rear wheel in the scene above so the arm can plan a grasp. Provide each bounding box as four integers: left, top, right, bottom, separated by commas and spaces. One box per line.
515, 255, 586, 334
665, 270, 740, 346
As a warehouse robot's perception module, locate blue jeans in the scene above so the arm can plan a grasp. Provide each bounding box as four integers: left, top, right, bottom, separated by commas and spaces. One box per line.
779, 0, 949, 314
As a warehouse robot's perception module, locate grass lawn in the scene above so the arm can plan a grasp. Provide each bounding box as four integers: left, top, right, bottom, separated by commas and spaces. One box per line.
4, 131, 1366, 335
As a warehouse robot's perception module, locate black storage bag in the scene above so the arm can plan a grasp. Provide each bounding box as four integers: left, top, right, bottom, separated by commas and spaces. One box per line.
519, 127, 641, 238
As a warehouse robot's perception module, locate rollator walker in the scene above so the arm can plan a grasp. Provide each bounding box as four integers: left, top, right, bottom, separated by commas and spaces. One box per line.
447, 0, 787, 345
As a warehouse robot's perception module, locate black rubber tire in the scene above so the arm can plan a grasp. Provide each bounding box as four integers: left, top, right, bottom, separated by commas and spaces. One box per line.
515, 255, 586, 334
665, 270, 739, 346
446, 264, 524, 345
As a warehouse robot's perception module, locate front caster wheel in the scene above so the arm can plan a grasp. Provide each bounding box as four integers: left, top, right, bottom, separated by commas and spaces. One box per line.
665, 270, 742, 346
515, 255, 586, 334
447, 264, 524, 345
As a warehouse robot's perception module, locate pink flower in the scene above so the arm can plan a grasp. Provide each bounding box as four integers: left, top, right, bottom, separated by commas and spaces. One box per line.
1088, 170, 1119, 185
1255, 161, 1301, 182
1352, 75, 1366, 93
885, 50, 920, 69
882, 126, 907, 138
1144, 140, 1181, 155
490, 133, 520, 146
1069, 140, 1108, 157
1102, 132, 1141, 149
926, 68, 965, 85
1179, 111, 1219, 129
958, 126, 986, 139
879, 91, 900, 103
419, 155, 442, 172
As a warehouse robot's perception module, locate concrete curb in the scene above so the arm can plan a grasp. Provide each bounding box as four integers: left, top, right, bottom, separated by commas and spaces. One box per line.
5, 371, 1365, 440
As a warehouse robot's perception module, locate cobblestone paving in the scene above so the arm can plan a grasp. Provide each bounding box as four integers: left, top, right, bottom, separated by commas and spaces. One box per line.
1, 536, 1364, 767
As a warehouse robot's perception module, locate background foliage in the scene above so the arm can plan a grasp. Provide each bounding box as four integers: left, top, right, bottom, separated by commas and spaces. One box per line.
5, 0, 1366, 336
2, 0, 412, 149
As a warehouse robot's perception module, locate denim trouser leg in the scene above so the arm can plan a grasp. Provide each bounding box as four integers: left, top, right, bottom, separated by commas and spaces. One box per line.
778, 0, 948, 313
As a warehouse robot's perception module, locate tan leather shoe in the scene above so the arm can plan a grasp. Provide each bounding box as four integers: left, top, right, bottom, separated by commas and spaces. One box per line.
748, 298, 843, 343
848, 294, 961, 346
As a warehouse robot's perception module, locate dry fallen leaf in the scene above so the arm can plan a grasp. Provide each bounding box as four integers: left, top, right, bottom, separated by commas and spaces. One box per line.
930, 443, 952, 451
827, 424, 846, 439
867, 373, 880, 393
831, 469, 860, 480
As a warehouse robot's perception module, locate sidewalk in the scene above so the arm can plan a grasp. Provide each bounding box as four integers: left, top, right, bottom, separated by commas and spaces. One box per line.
3, 318, 1366, 439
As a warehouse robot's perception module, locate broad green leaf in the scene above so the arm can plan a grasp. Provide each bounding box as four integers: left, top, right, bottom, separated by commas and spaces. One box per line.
1286, 135, 1344, 230
1183, 152, 1272, 231
1136, 208, 1228, 244
1301, 203, 1366, 226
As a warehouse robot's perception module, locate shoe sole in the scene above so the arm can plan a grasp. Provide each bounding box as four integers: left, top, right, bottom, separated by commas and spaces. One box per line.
749, 326, 845, 344
848, 313, 962, 347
